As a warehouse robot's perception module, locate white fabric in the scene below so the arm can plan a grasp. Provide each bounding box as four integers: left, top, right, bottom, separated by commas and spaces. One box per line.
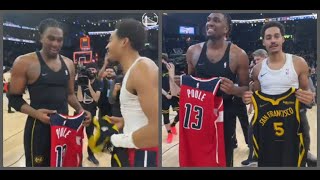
120, 57, 149, 134
111, 132, 137, 148
258, 53, 299, 95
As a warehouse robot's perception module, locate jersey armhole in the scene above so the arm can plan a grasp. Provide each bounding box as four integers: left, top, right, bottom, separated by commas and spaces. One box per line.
59, 55, 71, 76
290, 55, 299, 79
256, 62, 265, 82
123, 58, 144, 96
213, 79, 222, 96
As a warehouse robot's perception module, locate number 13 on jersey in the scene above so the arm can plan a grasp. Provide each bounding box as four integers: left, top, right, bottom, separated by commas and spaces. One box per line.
183, 103, 204, 130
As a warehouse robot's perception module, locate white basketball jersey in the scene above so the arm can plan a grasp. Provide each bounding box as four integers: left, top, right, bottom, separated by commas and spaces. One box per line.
258, 53, 299, 95
120, 57, 149, 134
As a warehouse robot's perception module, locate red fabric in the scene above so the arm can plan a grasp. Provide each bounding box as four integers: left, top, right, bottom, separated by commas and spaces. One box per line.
50, 112, 84, 167
4, 82, 8, 93
179, 77, 226, 167
128, 147, 158, 167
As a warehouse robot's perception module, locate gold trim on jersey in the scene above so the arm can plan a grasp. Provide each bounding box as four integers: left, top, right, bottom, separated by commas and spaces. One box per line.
255, 87, 295, 105
252, 135, 259, 158
31, 119, 37, 167
173, 107, 180, 111
297, 133, 305, 167
89, 116, 118, 153
252, 134, 259, 158
251, 96, 259, 126
295, 98, 301, 124
162, 110, 169, 114
253, 148, 259, 159
113, 154, 122, 167
251, 94, 259, 159
89, 117, 100, 152
162, 72, 169, 77
295, 98, 305, 167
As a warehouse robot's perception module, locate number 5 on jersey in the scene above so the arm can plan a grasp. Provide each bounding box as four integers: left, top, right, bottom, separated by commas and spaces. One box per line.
273, 122, 284, 136
183, 103, 204, 130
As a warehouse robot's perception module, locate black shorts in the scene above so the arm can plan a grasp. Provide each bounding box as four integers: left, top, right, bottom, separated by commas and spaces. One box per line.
162, 96, 179, 113
24, 117, 51, 167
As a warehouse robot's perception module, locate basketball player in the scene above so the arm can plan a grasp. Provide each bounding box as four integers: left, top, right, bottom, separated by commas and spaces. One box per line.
106, 19, 158, 167
172, 13, 249, 167
8, 18, 91, 167
242, 21, 315, 166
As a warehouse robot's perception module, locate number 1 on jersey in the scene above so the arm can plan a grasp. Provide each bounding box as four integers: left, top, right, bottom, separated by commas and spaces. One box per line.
183, 103, 204, 130
55, 144, 67, 167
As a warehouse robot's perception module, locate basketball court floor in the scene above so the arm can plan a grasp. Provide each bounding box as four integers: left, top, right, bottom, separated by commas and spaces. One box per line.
162, 106, 317, 167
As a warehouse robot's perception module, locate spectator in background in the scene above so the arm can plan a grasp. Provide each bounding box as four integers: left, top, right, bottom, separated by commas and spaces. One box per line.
98, 54, 116, 118
310, 67, 317, 89
108, 64, 124, 118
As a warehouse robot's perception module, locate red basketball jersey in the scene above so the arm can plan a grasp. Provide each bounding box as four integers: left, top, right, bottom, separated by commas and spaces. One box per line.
50, 111, 85, 167
179, 75, 226, 167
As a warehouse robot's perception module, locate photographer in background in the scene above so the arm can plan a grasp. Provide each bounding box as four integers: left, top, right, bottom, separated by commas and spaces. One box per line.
77, 63, 102, 165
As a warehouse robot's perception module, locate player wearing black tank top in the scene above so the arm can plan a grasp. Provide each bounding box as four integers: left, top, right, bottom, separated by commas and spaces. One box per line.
8, 18, 91, 167
170, 13, 250, 167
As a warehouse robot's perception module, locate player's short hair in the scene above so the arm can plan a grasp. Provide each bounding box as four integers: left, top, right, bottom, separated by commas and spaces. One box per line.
222, 13, 232, 38
261, 21, 285, 38
115, 19, 147, 51
38, 18, 63, 35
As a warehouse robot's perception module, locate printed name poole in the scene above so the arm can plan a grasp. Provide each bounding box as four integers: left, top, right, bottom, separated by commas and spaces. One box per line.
187, 88, 207, 102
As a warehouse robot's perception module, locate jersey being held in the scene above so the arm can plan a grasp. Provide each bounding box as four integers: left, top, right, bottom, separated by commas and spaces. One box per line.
89, 115, 119, 153
50, 111, 85, 167
251, 87, 305, 167
179, 75, 226, 167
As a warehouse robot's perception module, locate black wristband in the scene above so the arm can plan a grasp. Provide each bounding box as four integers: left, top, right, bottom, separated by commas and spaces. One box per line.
8, 94, 27, 112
